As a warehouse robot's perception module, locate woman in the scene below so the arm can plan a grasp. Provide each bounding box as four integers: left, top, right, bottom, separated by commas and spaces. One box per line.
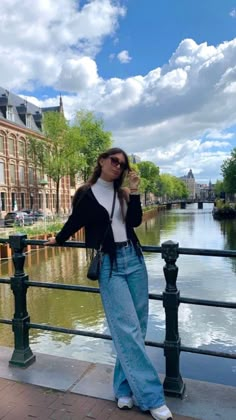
45, 148, 172, 420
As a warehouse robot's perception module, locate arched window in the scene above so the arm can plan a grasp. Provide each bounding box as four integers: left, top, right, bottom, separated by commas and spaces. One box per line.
8, 136, 15, 156
9, 163, 16, 184
0, 161, 5, 184
18, 140, 25, 158
29, 167, 34, 185
0, 132, 5, 153
19, 165, 25, 185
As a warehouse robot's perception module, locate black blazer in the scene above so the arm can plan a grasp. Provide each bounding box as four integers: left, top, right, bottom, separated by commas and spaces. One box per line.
56, 188, 142, 254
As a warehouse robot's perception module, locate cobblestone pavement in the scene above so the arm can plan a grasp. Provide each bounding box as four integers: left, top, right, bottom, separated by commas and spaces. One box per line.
0, 377, 200, 420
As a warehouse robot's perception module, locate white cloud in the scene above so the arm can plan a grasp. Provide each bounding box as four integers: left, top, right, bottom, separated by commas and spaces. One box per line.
117, 50, 132, 63
137, 139, 230, 180
0, 0, 125, 90
23, 36, 236, 182
229, 8, 236, 18
56, 57, 100, 91
1, 2, 236, 182
205, 129, 234, 140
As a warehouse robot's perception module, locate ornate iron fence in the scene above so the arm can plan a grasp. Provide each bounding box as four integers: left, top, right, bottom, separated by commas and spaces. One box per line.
0, 234, 235, 398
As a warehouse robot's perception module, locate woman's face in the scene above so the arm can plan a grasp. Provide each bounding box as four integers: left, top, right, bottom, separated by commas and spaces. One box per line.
99, 153, 127, 182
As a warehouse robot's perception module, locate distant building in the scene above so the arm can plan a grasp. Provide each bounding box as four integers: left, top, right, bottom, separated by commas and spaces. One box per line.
0, 87, 71, 215
180, 169, 196, 199
195, 181, 215, 201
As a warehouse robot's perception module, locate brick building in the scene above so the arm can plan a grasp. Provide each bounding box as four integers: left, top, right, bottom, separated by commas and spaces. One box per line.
0, 87, 72, 217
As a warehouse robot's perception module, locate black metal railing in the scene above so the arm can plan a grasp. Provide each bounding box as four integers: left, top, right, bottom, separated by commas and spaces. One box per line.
0, 234, 235, 398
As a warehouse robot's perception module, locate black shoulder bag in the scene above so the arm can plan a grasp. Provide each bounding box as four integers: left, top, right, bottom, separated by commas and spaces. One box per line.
87, 189, 116, 281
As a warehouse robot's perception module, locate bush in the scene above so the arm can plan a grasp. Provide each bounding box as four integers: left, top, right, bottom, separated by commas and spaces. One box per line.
14, 219, 64, 236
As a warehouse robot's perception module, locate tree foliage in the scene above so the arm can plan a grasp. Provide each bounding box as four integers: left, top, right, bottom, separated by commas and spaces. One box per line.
28, 111, 85, 213
214, 180, 225, 197
158, 174, 188, 200
28, 110, 113, 213
221, 148, 236, 194
74, 111, 112, 181
136, 161, 160, 204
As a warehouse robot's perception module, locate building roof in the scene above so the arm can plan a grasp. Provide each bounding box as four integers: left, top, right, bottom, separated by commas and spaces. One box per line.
187, 169, 194, 179
0, 87, 63, 134
179, 169, 195, 181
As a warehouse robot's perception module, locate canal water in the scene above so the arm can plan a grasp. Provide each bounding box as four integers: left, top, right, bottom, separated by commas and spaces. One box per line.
0, 203, 235, 386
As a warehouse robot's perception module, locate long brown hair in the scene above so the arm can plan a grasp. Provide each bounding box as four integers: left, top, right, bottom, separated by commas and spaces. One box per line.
73, 148, 131, 218
88, 147, 131, 188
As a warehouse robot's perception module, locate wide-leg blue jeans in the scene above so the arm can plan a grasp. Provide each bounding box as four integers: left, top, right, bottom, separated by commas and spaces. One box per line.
99, 243, 166, 411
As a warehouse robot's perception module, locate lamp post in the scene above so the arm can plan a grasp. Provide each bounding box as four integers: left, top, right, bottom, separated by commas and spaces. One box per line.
38, 179, 48, 226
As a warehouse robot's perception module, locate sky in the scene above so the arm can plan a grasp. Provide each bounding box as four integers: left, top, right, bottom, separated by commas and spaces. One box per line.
1, 0, 236, 183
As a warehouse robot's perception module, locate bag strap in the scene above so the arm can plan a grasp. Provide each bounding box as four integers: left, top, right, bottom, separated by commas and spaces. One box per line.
109, 188, 116, 222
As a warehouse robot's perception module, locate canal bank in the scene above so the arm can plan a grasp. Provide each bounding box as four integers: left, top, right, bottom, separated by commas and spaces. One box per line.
0, 346, 235, 420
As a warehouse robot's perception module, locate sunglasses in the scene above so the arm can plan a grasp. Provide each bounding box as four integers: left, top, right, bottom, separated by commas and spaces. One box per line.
109, 156, 127, 171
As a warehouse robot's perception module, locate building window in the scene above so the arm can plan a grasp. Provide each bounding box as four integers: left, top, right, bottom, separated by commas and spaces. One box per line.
0, 135, 4, 153
36, 170, 42, 182
53, 194, 56, 208
8, 138, 15, 155
0, 162, 5, 184
39, 193, 42, 209
29, 167, 34, 185
26, 114, 32, 129
30, 193, 34, 209
7, 106, 15, 122
19, 166, 25, 185
10, 164, 16, 184
46, 193, 49, 208
0, 192, 6, 211
21, 193, 25, 209
11, 192, 17, 211
18, 141, 25, 158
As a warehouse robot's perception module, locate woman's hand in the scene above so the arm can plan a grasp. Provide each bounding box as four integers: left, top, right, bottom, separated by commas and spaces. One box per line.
128, 171, 140, 191
44, 237, 57, 246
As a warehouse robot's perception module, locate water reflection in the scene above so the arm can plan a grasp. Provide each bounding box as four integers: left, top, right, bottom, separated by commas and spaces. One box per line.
136, 203, 236, 357
218, 218, 236, 273
0, 203, 235, 374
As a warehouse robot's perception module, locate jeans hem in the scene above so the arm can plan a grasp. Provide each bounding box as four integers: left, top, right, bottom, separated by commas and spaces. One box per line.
140, 400, 166, 412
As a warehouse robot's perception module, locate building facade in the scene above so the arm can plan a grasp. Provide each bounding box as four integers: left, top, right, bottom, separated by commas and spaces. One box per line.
195, 181, 215, 201
180, 169, 196, 199
0, 87, 71, 217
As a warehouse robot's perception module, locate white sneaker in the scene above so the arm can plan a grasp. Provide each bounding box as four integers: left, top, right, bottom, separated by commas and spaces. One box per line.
117, 396, 134, 410
150, 404, 172, 420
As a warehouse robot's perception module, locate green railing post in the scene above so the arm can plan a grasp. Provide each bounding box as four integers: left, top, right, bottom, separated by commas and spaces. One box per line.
161, 240, 185, 397
9, 234, 35, 367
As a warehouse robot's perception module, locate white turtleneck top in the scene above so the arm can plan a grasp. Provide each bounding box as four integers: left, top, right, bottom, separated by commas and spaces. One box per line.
91, 178, 128, 242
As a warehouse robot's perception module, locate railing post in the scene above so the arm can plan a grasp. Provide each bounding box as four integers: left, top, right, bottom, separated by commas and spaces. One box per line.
161, 240, 185, 397
9, 234, 35, 367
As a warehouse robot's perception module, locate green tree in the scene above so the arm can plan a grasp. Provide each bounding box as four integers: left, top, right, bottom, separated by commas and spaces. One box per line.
221, 148, 236, 194
214, 180, 225, 197
137, 161, 160, 205
172, 177, 189, 199
28, 111, 85, 214
158, 174, 188, 201
158, 174, 174, 201
74, 111, 112, 181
